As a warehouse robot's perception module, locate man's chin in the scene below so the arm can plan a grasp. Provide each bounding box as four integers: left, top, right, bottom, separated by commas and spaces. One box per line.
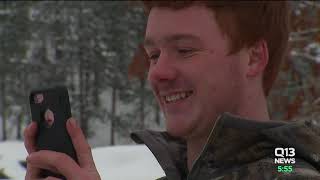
164, 114, 195, 138
166, 125, 192, 139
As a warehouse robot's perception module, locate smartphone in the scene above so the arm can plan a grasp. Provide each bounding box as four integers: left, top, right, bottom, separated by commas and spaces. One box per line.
29, 86, 78, 179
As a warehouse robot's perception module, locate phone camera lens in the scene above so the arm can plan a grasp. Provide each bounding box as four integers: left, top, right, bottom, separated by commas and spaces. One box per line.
34, 93, 44, 104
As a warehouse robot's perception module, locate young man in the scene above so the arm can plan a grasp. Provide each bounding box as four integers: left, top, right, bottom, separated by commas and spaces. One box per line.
24, 1, 320, 180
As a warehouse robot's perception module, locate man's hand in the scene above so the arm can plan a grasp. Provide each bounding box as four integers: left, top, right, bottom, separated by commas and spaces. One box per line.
24, 118, 101, 180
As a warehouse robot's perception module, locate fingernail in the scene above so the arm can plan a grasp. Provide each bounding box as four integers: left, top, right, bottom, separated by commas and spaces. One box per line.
29, 121, 37, 130
26, 154, 32, 162
30, 121, 35, 127
69, 118, 77, 128
27, 122, 33, 130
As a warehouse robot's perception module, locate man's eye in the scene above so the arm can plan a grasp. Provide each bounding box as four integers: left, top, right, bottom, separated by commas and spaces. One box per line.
177, 49, 196, 57
178, 49, 193, 54
148, 53, 160, 62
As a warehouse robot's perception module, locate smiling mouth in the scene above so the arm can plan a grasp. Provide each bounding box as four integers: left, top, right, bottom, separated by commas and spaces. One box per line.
162, 91, 193, 104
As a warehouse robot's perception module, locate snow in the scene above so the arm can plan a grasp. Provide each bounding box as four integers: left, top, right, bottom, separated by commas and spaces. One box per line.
0, 141, 27, 180
0, 141, 165, 180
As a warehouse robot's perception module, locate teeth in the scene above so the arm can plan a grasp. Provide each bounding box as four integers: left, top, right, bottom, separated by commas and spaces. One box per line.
164, 91, 192, 103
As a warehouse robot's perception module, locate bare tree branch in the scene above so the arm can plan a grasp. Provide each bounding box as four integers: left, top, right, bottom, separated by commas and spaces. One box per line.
303, 1, 320, 8
291, 28, 320, 37
291, 51, 320, 63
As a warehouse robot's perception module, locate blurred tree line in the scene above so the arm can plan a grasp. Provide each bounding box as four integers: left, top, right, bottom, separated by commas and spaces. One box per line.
0, 1, 159, 145
268, 1, 320, 122
0, 1, 319, 145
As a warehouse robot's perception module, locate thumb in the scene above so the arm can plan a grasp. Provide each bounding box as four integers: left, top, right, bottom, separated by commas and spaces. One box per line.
43, 177, 61, 180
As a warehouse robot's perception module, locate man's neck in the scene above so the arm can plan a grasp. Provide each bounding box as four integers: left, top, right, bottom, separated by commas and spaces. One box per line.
234, 86, 270, 122
187, 134, 208, 170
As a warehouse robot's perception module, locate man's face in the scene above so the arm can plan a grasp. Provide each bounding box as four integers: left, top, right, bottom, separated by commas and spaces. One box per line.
145, 5, 249, 139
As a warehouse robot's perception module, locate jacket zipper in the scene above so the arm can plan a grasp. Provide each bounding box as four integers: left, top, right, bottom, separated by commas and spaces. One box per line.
186, 114, 224, 180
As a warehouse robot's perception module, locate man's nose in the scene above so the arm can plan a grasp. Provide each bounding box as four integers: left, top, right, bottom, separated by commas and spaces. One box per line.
148, 54, 177, 83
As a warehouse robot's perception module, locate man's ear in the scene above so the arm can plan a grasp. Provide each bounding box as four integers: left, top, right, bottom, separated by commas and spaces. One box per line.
246, 40, 269, 78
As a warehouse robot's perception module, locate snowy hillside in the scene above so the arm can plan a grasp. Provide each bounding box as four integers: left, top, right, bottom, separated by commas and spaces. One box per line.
0, 141, 165, 180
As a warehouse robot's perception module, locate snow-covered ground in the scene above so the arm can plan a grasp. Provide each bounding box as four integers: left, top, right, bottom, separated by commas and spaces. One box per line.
0, 141, 165, 180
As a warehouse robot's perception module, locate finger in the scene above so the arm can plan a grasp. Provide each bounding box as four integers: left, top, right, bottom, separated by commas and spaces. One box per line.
25, 162, 41, 180
66, 118, 95, 168
26, 153, 60, 174
27, 150, 81, 179
44, 176, 63, 180
24, 121, 38, 154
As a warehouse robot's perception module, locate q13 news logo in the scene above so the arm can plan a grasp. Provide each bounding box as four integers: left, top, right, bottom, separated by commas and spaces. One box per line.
274, 147, 295, 173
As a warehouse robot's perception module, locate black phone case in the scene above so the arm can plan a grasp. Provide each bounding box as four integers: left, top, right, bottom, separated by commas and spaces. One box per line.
29, 86, 78, 179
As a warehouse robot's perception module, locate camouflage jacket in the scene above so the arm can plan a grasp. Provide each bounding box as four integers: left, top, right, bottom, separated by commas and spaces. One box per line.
131, 113, 320, 180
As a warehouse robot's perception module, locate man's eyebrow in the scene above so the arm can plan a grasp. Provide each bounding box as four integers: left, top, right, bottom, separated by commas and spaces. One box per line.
144, 34, 202, 48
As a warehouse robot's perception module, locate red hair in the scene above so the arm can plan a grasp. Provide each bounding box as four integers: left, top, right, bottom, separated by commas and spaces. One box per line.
129, 1, 290, 96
